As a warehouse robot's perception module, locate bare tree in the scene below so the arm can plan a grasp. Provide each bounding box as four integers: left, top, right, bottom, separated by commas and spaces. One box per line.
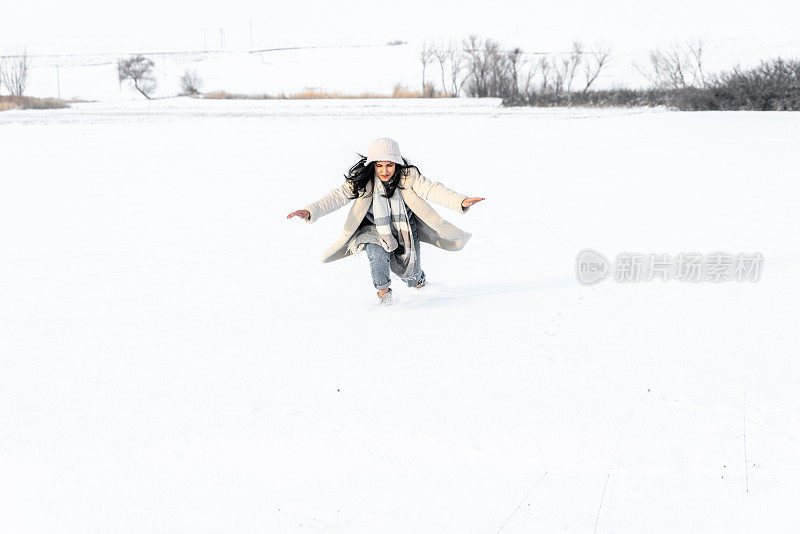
462, 35, 512, 97
432, 42, 449, 97
665, 46, 689, 88
180, 69, 203, 95
634, 40, 707, 89
552, 56, 570, 94
634, 51, 664, 88
446, 41, 467, 96
118, 55, 157, 99
507, 47, 524, 96
583, 44, 612, 91
544, 43, 586, 94
538, 57, 553, 93
419, 42, 434, 96
521, 58, 536, 96
0, 50, 31, 96
687, 38, 707, 87
566, 41, 585, 92
486, 39, 511, 96
463, 35, 491, 97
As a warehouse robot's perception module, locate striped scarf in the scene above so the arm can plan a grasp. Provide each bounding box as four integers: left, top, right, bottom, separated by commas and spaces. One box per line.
372, 178, 418, 280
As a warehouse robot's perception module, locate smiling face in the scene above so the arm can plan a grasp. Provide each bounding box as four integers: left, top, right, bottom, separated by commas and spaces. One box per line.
375, 161, 396, 182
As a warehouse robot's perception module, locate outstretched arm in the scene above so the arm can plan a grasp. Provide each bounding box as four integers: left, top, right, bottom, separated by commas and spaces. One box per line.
286, 180, 355, 223
410, 169, 484, 213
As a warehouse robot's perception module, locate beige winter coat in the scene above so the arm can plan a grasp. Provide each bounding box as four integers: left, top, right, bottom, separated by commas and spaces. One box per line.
303, 167, 472, 263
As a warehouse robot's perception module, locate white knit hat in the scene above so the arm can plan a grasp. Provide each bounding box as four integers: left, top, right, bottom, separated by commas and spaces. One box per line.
363, 138, 405, 166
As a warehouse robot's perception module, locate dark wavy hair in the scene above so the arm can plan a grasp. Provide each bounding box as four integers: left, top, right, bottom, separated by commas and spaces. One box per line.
343, 154, 421, 200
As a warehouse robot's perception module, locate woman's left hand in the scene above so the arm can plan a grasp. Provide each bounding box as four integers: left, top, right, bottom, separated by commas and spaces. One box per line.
462, 197, 485, 208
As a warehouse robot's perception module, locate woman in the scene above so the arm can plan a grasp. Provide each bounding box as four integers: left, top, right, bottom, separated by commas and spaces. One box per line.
287, 138, 484, 305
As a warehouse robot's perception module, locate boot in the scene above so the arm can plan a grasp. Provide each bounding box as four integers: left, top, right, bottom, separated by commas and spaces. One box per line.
377, 288, 393, 306
411, 272, 427, 289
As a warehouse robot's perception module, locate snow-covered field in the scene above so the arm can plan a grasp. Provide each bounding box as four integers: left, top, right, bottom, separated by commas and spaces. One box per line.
1, 98, 799, 533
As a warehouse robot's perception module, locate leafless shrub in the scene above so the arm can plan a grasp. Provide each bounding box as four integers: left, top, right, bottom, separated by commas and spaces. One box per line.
710, 57, 800, 110
180, 69, 203, 95
117, 55, 157, 99
507, 55, 800, 111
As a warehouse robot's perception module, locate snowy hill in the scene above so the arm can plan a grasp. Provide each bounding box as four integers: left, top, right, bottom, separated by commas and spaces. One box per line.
18, 32, 800, 101
22, 44, 421, 101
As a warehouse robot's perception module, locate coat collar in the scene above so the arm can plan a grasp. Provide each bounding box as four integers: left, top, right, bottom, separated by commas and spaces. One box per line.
364, 171, 413, 198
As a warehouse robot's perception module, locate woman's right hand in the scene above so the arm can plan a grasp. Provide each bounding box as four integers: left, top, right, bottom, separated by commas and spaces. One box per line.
286, 209, 310, 220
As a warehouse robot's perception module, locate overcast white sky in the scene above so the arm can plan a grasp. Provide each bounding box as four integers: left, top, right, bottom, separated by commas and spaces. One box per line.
2, 0, 799, 56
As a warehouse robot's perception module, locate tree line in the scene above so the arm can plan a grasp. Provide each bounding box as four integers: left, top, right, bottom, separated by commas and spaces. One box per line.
4, 38, 799, 110
418, 36, 613, 98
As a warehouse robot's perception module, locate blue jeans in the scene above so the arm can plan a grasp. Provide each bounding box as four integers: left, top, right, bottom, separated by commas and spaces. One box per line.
365, 215, 425, 290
